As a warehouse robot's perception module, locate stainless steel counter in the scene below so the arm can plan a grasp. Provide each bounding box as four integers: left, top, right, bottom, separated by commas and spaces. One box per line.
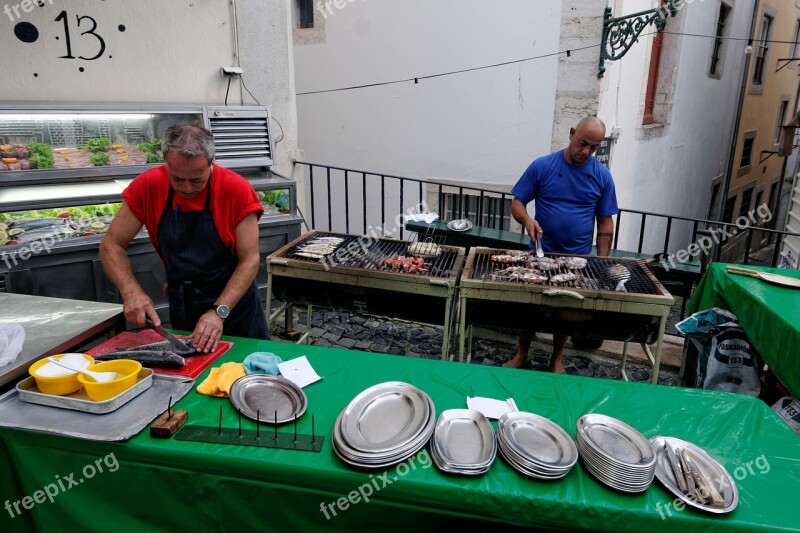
0, 293, 123, 387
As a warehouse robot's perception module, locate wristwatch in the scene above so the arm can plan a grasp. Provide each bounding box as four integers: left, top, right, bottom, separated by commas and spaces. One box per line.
212, 304, 230, 320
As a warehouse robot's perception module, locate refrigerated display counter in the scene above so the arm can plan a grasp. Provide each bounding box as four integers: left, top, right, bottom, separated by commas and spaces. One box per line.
0, 104, 302, 323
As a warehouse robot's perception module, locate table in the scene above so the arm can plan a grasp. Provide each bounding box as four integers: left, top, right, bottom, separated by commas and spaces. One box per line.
1, 338, 798, 532
688, 262, 800, 397
0, 294, 124, 389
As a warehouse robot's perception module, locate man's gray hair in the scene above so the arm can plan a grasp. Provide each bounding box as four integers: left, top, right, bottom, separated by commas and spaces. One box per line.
161, 124, 215, 163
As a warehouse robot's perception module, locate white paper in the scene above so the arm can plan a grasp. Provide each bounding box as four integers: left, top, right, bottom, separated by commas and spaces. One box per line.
466, 396, 519, 419
405, 213, 439, 224
277, 356, 322, 388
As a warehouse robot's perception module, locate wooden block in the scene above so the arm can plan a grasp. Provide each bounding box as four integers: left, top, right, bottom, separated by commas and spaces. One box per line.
149, 409, 188, 439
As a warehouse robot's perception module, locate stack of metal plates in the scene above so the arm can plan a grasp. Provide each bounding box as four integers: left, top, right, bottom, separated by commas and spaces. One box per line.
333, 381, 435, 469
497, 411, 578, 479
576, 413, 656, 493
430, 409, 496, 475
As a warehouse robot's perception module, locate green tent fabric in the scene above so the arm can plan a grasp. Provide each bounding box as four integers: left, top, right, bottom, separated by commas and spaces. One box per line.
688, 262, 800, 397
1, 337, 799, 532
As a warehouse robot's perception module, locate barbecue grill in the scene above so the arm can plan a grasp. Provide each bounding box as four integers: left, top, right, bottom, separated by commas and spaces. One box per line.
266, 231, 465, 358
458, 247, 675, 383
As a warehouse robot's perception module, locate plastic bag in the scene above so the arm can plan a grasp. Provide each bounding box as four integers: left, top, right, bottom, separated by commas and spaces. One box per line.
0, 323, 25, 367
771, 397, 800, 435
676, 308, 762, 396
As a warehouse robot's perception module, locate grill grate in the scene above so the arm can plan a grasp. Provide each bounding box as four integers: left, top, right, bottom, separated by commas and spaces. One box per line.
281, 232, 457, 279
470, 251, 660, 295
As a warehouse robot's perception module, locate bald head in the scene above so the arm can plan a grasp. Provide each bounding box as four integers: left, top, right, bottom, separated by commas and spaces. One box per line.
565, 116, 606, 165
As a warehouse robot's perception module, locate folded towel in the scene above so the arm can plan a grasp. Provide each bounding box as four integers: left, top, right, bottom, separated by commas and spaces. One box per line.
243, 352, 283, 375
197, 362, 246, 397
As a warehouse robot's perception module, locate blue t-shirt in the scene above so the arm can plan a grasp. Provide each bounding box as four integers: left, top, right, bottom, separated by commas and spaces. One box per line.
511, 150, 618, 255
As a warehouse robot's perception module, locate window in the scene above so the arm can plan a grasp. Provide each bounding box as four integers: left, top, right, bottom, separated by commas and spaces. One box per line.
741, 137, 754, 167
775, 100, 789, 146
441, 193, 512, 231
753, 15, 772, 85
723, 195, 737, 224
709, 4, 731, 76
643, 32, 664, 124
754, 190, 764, 215
739, 186, 754, 218
297, 0, 314, 29
767, 181, 779, 228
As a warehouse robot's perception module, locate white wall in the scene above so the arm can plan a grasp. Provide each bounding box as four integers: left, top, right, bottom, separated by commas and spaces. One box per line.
599, 0, 754, 254
293, 0, 562, 186
0, 0, 299, 175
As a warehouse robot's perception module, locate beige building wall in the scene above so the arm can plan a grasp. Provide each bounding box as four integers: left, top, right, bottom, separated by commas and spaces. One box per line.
727, 0, 800, 232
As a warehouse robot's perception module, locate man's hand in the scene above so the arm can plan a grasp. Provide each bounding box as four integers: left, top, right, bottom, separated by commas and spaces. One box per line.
122, 289, 159, 328
191, 310, 223, 353
511, 198, 543, 241
524, 218, 543, 240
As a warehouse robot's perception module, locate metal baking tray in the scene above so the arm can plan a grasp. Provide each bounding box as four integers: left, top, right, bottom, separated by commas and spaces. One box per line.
0, 373, 193, 441
16, 368, 154, 414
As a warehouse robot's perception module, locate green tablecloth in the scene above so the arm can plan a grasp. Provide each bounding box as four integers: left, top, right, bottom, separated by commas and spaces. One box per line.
688, 262, 800, 397
1, 339, 799, 532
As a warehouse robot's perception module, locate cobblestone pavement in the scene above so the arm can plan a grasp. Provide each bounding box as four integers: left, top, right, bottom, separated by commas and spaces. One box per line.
270, 307, 680, 386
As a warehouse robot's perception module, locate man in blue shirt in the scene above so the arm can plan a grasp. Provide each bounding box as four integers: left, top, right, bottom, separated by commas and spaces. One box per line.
503, 116, 618, 372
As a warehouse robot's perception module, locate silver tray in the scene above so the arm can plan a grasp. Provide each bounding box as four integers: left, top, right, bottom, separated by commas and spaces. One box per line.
229, 374, 307, 424
447, 219, 473, 232
577, 414, 655, 468
16, 368, 153, 414
500, 411, 578, 469
650, 436, 738, 514
0, 373, 193, 441
340, 381, 431, 453
433, 409, 496, 468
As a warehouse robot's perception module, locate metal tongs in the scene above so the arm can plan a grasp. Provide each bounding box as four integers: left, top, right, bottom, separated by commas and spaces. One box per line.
146, 318, 191, 352
534, 235, 544, 258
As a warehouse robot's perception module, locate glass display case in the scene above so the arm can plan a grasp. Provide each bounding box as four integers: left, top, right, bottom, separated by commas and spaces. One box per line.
0, 104, 302, 318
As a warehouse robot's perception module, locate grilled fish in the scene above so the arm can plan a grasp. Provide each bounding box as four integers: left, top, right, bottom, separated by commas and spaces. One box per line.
114, 340, 197, 356
95, 350, 185, 368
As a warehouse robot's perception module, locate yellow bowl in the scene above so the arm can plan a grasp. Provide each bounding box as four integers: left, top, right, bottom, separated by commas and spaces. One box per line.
77, 360, 142, 401
29, 354, 95, 396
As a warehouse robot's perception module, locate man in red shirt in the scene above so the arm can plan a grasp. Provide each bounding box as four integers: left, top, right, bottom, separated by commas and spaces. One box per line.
100, 124, 268, 352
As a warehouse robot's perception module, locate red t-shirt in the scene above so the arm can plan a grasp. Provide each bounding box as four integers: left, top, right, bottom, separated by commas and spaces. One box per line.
122, 164, 264, 256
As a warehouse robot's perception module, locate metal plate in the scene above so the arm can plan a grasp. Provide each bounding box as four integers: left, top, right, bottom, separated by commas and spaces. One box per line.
16, 368, 153, 414
340, 381, 431, 453
447, 219, 473, 232
433, 409, 495, 467
577, 414, 655, 467
499, 412, 578, 468
229, 375, 307, 424
650, 436, 738, 514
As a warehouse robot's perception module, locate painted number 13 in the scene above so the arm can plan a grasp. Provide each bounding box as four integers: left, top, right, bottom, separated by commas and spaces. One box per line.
55, 10, 106, 61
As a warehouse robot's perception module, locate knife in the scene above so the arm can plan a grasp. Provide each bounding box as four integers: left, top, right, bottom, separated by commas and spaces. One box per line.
146, 319, 191, 351
678, 449, 703, 503
684, 452, 726, 507
664, 442, 688, 493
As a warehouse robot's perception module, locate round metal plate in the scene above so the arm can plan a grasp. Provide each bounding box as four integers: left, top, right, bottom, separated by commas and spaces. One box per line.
229, 375, 307, 424
446, 219, 473, 232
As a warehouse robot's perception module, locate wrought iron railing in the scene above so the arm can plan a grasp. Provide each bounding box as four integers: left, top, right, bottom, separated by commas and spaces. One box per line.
294, 161, 800, 272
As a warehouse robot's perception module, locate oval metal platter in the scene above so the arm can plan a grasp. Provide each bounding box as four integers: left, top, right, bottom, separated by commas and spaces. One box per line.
577, 413, 655, 468
229, 375, 307, 424
433, 409, 496, 467
446, 219, 473, 232
499, 411, 578, 469
650, 436, 738, 514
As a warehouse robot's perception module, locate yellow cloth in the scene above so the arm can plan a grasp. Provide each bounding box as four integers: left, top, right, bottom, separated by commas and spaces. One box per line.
196, 362, 246, 397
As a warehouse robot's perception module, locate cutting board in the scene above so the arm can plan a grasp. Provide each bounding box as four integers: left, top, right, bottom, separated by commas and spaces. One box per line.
87, 330, 232, 379
726, 266, 800, 289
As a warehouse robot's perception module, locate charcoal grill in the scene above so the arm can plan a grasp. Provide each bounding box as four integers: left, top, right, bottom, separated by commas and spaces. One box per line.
458, 247, 675, 383
266, 231, 465, 358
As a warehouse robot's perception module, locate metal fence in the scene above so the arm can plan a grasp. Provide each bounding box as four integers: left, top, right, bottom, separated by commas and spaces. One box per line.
294, 161, 800, 271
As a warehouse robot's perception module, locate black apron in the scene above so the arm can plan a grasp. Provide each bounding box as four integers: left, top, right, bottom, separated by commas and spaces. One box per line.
157, 173, 269, 339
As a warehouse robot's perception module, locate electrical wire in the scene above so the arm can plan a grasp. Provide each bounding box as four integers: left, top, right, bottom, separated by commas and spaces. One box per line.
224, 76, 232, 106
272, 115, 285, 144
241, 77, 262, 106
296, 29, 799, 97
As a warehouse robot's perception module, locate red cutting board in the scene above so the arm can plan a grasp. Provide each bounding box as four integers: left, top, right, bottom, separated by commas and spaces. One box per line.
87, 330, 232, 379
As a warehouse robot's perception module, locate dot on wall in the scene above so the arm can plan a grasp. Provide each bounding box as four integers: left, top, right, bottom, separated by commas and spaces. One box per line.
14, 22, 39, 43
